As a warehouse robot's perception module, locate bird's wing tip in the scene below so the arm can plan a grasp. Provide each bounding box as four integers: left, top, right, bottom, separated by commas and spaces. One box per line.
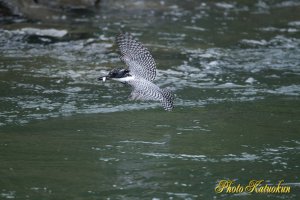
161, 89, 174, 111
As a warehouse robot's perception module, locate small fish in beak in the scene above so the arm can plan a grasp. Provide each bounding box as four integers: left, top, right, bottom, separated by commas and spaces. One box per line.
97, 76, 108, 82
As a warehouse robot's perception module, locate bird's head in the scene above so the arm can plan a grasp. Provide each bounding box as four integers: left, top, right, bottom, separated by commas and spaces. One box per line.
98, 68, 130, 82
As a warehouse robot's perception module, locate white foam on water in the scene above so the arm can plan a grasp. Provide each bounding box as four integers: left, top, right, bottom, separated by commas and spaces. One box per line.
240, 39, 268, 46
166, 192, 198, 198
288, 21, 300, 27
19, 28, 67, 37
266, 85, 300, 96
141, 153, 207, 161
245, 77, 256, 84
221, 153, 260, 162
119, 140, 166, 145
0, 190, 16, 199
215, 2, 235, 9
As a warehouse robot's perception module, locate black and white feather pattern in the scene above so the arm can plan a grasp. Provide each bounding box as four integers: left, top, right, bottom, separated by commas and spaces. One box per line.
114, 32, 174, 111
128, 79, 174, 111
116, 33, 156, 82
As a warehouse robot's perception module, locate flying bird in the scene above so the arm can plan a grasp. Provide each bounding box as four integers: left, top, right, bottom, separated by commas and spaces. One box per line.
98, 32, 174, 111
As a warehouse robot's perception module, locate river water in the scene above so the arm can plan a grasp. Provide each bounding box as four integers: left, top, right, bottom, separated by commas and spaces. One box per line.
0, 0, 300, 199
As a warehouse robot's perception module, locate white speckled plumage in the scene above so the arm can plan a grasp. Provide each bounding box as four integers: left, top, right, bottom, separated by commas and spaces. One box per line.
116, 33, 157, 81
100, 32, 174, 111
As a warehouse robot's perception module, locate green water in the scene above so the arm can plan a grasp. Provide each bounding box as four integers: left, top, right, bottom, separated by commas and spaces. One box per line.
1, 0, 300, 199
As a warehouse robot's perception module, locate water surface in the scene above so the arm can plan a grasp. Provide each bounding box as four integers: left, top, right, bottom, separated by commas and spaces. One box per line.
0, 0, 300, 199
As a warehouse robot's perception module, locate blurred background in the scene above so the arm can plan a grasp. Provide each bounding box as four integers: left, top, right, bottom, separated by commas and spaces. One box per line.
0, 0, 300, 199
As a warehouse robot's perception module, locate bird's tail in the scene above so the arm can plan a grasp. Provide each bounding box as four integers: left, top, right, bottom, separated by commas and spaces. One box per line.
161, 89, 174, 111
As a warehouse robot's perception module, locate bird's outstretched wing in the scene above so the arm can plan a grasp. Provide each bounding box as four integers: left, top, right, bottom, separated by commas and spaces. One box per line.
128, 79, 174, 111
116, 32, 156, 82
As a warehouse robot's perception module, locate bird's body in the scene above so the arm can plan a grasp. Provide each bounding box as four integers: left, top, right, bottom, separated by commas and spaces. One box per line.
98, 33, 174, 111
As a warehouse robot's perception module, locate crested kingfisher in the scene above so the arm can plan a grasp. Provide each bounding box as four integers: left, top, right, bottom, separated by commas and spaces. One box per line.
98, 32, 174, 111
